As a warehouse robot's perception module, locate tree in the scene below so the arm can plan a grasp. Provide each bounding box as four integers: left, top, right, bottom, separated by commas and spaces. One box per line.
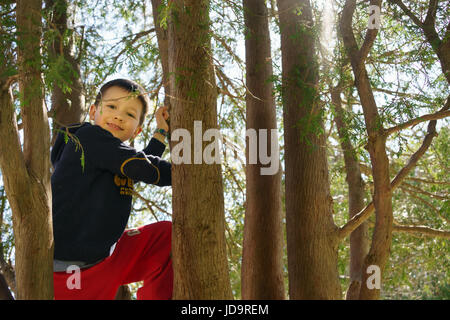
277, 0, 342, 299
168, 0, 233, 299
0, 0, 54, 299
241, 0, 285, 300
339, 0, 449, 299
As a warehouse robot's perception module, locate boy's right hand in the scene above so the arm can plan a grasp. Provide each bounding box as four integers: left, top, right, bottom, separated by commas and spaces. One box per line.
155, 106, 169, 132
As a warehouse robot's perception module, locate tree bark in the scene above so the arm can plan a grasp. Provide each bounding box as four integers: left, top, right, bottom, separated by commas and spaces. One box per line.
0, 0, 54, 299
168, 0, 233, 299
277, 0, 341, 299
114, 284, 132, 300
331, 85, 369, 300
241, 0, 285, 300
0, 186, 16, 295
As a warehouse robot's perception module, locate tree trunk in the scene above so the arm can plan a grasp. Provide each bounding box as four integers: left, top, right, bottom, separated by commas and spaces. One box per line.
151, 0, 171, 109
340, 0, 393, 300
241, 0, 285, 300
276, 0, 341, 299
114, 284, 132, 300
0, 0, 54, 299
0, 273, 14, 300
0, 185, 16, 295
0, 83, 54, 301
45, 0, 85, 144
331, 86, 369, 300
168, 0, 233, 299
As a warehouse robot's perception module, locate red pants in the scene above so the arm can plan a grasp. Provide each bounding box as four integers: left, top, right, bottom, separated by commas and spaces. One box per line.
53, 221, 173, 300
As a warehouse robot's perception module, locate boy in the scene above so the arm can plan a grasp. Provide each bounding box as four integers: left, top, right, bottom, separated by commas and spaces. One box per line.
51, 79, 172, 300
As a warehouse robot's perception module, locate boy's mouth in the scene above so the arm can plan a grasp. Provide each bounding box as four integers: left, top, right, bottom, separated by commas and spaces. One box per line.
107, 122, 123, 131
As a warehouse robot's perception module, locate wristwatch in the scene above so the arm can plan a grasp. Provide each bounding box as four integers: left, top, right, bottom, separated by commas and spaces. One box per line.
154, 128, 169, 138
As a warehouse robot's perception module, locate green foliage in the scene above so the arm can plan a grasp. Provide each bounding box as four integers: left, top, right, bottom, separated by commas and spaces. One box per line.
0, 3, 17, 79
156, 0, 173, 30
56, 128, 85, 172
45, 55, 78, 94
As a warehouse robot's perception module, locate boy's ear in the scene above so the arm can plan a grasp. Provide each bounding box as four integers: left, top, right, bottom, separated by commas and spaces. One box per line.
89, 104, 97, 121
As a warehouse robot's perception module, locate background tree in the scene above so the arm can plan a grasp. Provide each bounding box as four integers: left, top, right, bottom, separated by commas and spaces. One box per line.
339, 0, 449, 299
241, 0, 285, 300
0, 0, 54, 299
277, 0, 342, 299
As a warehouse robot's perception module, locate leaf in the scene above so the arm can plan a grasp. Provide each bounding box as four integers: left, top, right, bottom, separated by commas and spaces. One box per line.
80, 151, 85, 173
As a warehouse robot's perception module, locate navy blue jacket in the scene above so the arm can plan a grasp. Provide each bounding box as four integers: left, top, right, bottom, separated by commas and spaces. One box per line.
51, 122, 171, 263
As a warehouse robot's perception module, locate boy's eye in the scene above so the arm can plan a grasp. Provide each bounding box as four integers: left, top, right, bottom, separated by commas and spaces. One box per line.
106, 105, 115, 109
127, 113, 136, 118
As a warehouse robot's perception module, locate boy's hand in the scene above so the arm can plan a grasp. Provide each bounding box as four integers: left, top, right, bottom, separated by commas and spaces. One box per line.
155, 106, 169, 132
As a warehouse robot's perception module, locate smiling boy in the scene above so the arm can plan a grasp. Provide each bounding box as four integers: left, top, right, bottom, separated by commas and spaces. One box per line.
51, 79, 173, 300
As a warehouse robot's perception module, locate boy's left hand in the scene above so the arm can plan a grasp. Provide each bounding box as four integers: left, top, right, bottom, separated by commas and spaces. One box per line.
155, 106, 169, 132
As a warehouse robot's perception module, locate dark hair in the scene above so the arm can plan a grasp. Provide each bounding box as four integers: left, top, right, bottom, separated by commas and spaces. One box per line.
94, 78, 149, 125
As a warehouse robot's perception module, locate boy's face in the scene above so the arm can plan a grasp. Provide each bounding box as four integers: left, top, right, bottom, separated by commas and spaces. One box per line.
89, 86, 143, 142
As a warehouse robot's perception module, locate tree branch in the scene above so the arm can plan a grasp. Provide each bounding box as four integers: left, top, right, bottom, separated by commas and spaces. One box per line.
388, 0, 423, 28
211, 32, 244, 67
1, 74, 18, 91
389, 0, 446, 82
0, 85, 29, 204
404, 177, 450, 186
401, 182, 449, 200
423, 0, 438, 28
131, 189, 171, 220
106, 28, 156, 81
76, 25, 85, 63
367, 219, 450, 239
359, 0, 382, 63
393, 224, 450, 239
384, 108, 450, 136
340, 0, 359, 65
399, 185, 450, 224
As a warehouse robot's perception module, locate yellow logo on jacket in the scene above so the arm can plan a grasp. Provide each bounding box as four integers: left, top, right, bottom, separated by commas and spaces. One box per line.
114, 174, 134, 196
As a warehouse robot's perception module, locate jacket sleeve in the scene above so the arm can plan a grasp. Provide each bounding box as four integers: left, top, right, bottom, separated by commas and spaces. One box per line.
142, 137, 166, 158
76, 125, 171, 186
